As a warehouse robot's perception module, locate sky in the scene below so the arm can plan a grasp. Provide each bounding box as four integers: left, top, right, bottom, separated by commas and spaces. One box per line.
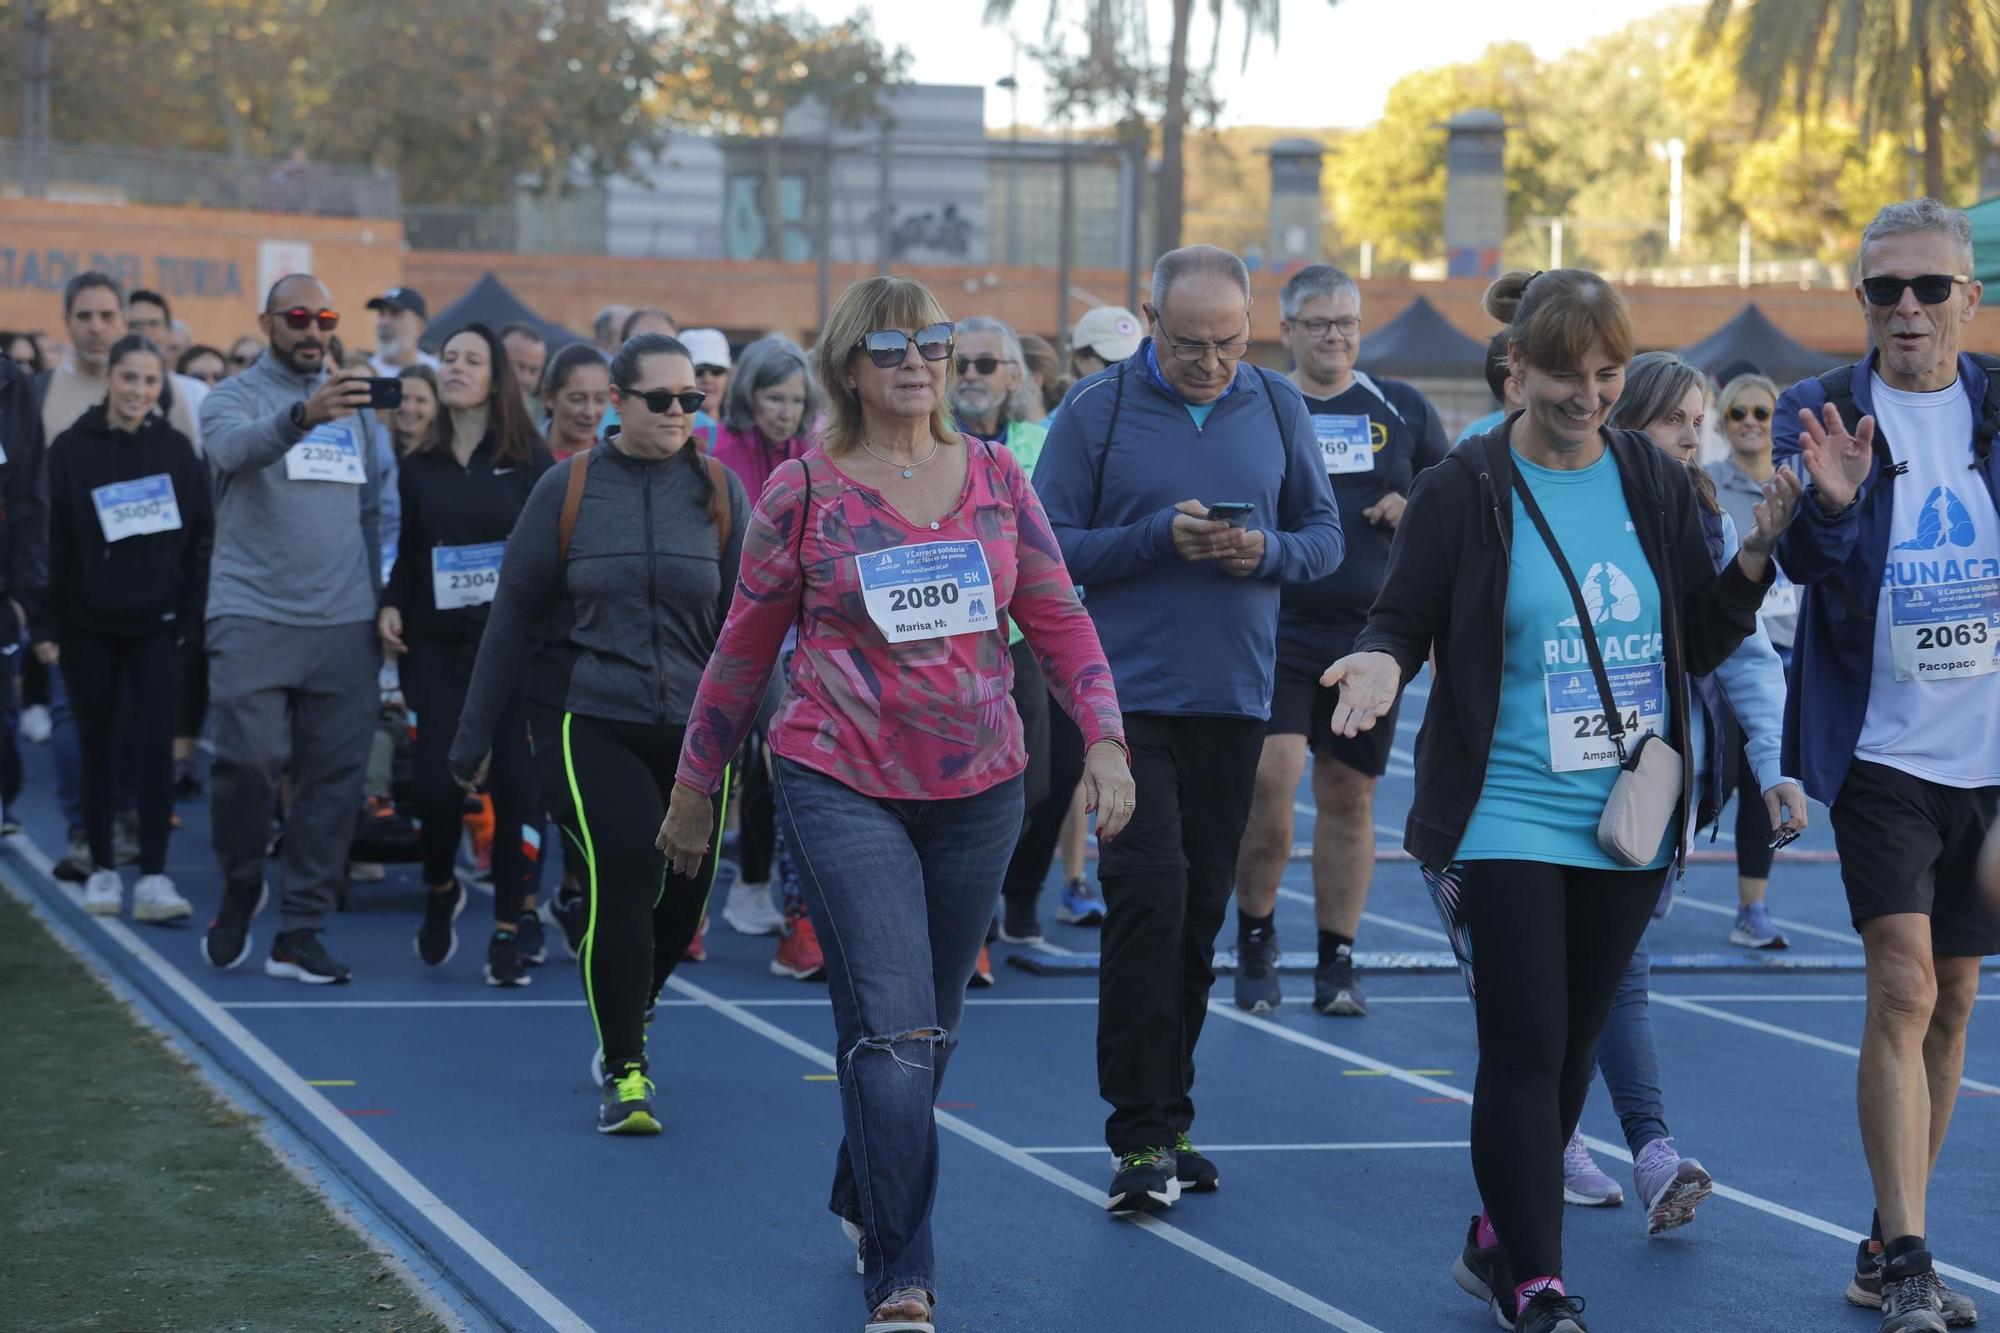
800, 0, 1691, 132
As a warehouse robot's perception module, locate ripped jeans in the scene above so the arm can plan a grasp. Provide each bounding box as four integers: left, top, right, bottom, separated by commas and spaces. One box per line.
774, 756, 1025, 1312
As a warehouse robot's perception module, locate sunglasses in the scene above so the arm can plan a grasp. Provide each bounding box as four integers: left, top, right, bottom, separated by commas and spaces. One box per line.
272, 307, 340, 331
954, 354, 1016, 376
858, 322, 953, 370
1860, 274, 1968, 307
695, 364, 729, 378
627, 387, 706, 416
1727, 405, 1771, 423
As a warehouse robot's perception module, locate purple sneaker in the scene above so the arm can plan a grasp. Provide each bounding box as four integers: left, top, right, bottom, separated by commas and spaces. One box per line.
1562, 1130, 1623, 1207
1632, 1136, 1713, 1235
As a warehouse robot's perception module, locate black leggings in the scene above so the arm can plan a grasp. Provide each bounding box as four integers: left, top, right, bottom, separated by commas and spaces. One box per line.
1460, 859, 1665, 1281
60, 628, 179, 875
1000, 685, 1086, 906
404, 633, 539, 920
544, 713, 725, 1071
1731, 733, 1775, 879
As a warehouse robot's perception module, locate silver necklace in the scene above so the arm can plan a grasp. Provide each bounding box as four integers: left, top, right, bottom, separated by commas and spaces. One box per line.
861, 436, 940, 479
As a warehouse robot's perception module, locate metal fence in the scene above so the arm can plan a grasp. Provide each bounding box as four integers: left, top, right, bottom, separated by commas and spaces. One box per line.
0, 140, 400, 218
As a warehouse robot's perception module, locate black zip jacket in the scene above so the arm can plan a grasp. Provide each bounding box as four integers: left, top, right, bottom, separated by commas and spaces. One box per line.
0, 358, 49, 634
41, 404, 213, 641
1352, 419, 1771, 871
384, 433, 555, 638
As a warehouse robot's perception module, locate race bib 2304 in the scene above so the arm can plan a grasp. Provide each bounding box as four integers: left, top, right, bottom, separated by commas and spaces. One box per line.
431, 542, 506, 611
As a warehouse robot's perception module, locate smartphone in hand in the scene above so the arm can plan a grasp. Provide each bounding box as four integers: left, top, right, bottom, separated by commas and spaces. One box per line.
366, 377, 405, 411
1206, 502, 1254, 528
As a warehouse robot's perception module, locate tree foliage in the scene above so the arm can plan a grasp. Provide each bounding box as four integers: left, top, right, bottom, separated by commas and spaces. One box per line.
649, 0, 909, 138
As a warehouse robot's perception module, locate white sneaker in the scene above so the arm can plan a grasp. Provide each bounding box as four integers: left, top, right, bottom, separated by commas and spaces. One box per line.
19, 704, 50, 744
134, 874, 193, 924
83, 869, 123, 916
721, 877, 785, 936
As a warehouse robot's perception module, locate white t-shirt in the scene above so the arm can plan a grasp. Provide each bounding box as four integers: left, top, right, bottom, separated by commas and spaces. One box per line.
1855, 374, 2000, 784
370, 350, 439, 377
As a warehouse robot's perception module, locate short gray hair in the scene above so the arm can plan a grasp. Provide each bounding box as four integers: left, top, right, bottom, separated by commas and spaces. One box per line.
721, 335, 821, 437
1861, 197, 1973, 272
1151, 244, 1251, 308
1279, 264, 1361, 322
955, 315, 1040, 421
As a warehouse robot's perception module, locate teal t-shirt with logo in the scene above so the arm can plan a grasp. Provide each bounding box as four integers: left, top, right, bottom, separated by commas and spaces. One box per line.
1456, 447, 1673, 869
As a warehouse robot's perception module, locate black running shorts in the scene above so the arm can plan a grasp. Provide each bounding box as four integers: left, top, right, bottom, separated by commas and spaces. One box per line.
1266, 651, 1403, 778
1829, 758, 2000, 957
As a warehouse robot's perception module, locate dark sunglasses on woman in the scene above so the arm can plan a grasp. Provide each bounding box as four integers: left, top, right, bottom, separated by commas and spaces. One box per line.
1727, 405, 1771, 423
273, 307, 340, 331
630, 387, 707, 416
1860, 273, 1968, 307
858, 322, 954, 370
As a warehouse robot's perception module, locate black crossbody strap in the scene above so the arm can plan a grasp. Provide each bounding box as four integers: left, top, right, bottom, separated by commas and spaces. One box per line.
1510, 469, 1629, 761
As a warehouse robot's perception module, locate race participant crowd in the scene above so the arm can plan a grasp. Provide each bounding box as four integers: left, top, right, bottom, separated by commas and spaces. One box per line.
0, 192, 1994, 1333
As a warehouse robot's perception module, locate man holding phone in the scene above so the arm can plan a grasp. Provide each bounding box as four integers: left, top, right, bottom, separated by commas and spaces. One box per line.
1233, 264, 1451, 1019
198, 273, 387, 986
1036, 244, 1341, 1214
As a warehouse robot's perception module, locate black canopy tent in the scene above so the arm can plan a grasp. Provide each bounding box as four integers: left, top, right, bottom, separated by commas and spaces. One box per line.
419, 272, 587, 354
1353, 296, 1490, 379
1672, 303, 1842, 386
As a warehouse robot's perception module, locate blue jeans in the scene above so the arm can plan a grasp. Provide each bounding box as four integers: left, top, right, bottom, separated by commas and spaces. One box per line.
1594, 926, 1671, 1156
773, 756, 1024, 1312
46, 665, 86, 830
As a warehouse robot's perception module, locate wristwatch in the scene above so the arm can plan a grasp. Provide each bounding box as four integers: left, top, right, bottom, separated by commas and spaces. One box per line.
289, 401, 308, 431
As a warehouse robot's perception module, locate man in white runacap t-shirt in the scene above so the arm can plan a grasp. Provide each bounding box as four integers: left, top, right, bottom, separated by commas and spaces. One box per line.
1773, 196, 1996, 1333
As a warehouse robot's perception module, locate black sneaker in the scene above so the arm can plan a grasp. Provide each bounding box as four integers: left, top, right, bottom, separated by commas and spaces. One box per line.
485, 929, 531, 988
549, 884, 588, 960
598, 1062, 661, 1135
200, 881, 267, 970
54, 827, 90, 883
1851, 1240, 1979, 1327
1515, 1289, 1589, 1333
1234, 925, 1281, 1012
415, 882, 467, 967
1314, 945, 1367, 1016
516, 911, 548, 965
174, 761, 205, 801
1105, 1147, 1179, 1214
1881, 1264, 1949, 1333
265, 929, 351, 984
997, 897, 1043, 945
1173, 1133, 1218, 1191
1452, 1215, 1515, 1328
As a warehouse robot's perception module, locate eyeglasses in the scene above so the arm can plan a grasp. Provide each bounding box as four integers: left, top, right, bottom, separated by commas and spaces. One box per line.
1154, 314, 1251, 363
1727, 405, 1771, 423
272, 307, 340, 331
1860, 274, 1969, 307
230, 354, 257, 367
627, 387, 706, 416
954, 354, 1016, 376
1294, 317, 1360, 340
695, 364, 729, 378
858, 322, 954, 370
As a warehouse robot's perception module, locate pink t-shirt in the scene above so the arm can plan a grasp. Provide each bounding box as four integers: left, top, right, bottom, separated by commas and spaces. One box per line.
677, 438, 1124, 800
709, 421, 815, 501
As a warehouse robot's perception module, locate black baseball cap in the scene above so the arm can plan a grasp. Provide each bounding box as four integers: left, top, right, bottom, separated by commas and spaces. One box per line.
366, 287, 428, 321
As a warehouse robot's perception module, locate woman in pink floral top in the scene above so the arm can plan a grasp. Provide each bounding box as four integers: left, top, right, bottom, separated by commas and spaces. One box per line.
661, 277, 1133, 1333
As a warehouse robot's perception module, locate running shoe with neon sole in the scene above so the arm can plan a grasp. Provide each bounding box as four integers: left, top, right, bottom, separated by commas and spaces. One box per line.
415, 882, 467, 966
772, 914, 826, 980
133, 874, 192, 924
1452, 1215, 1514, 1327
1104, 1147, 1179, 1214
1056, 877, 1106, 925
1515, 1289, 1590, 1333
82, 868, 123, 916
968, 944, 995, 989
1729, 899, 1789, 949
1173, 1133, 1218, 1191
1562, 1130, 1624, 1207
266, 929, 351, 984
201, 881, 267, 969
1234, 925, 1281, 1012
598, 1063, 662, 1135
1631, 1136, 1711, 1234
1850, 1240, 1978, 1327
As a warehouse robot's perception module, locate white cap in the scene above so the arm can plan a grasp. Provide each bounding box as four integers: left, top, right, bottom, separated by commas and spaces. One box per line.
1071, 305, 1143, 361
681, 328, 731, 369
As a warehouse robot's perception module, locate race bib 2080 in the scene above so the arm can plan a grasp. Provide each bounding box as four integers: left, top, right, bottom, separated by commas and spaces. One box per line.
855, 540, 999, 644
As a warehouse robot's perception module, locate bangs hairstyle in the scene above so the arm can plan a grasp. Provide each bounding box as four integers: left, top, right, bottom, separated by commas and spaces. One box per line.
1716, 371, 1780, 421
1613, 350, 1722, 517
814, 277, 959, 457
1483, 268, 1634, 375
415, 322, 542, 467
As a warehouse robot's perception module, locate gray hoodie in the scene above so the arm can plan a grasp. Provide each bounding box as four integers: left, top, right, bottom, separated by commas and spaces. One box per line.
199, 351, 381, 626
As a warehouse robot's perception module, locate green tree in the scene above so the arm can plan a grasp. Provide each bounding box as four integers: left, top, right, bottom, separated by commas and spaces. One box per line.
985, 0, 1320, 257
1705, 0, 2000, 201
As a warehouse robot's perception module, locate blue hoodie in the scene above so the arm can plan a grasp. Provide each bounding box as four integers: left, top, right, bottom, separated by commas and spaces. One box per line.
1772, 350, 2000, 803
1033, 341, 1343, 718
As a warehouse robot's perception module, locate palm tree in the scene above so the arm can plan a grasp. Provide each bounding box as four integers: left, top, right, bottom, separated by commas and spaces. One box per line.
986, 0, 1294, 255
1706, 0, 2000, 200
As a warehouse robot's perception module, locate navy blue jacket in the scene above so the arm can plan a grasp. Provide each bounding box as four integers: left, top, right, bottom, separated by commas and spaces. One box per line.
0, 359, 48, 633
1033, 342, 1343, 718
1772, 350, 2000, 804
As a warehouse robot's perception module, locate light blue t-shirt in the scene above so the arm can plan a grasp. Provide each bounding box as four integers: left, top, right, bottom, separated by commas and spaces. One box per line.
1457, 448, 1674, 869
1456, 408, 1507, 444
1186, 402, 1217, 429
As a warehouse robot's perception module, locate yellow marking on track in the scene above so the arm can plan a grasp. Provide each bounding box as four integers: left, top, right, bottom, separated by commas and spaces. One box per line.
307, 1079, 357, 1087
803, 1074, 838, 1082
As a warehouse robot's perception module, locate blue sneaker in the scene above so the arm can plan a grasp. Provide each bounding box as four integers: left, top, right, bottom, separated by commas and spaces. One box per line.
1056, 878, 1106, 925
1730, 900, 1788, 950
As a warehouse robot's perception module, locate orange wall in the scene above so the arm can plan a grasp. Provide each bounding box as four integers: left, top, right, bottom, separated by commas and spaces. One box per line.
0, 200, 404, 354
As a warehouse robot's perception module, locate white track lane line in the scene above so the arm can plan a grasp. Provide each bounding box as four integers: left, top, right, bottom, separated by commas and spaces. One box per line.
1669, 893, 1858, 945
662, 974, 1387, 1333
1021, 1141, 1470, 1155
1205, 1001, 2000, 1298
7, 836, 594, 1333
1649, 992, 2000, 1094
